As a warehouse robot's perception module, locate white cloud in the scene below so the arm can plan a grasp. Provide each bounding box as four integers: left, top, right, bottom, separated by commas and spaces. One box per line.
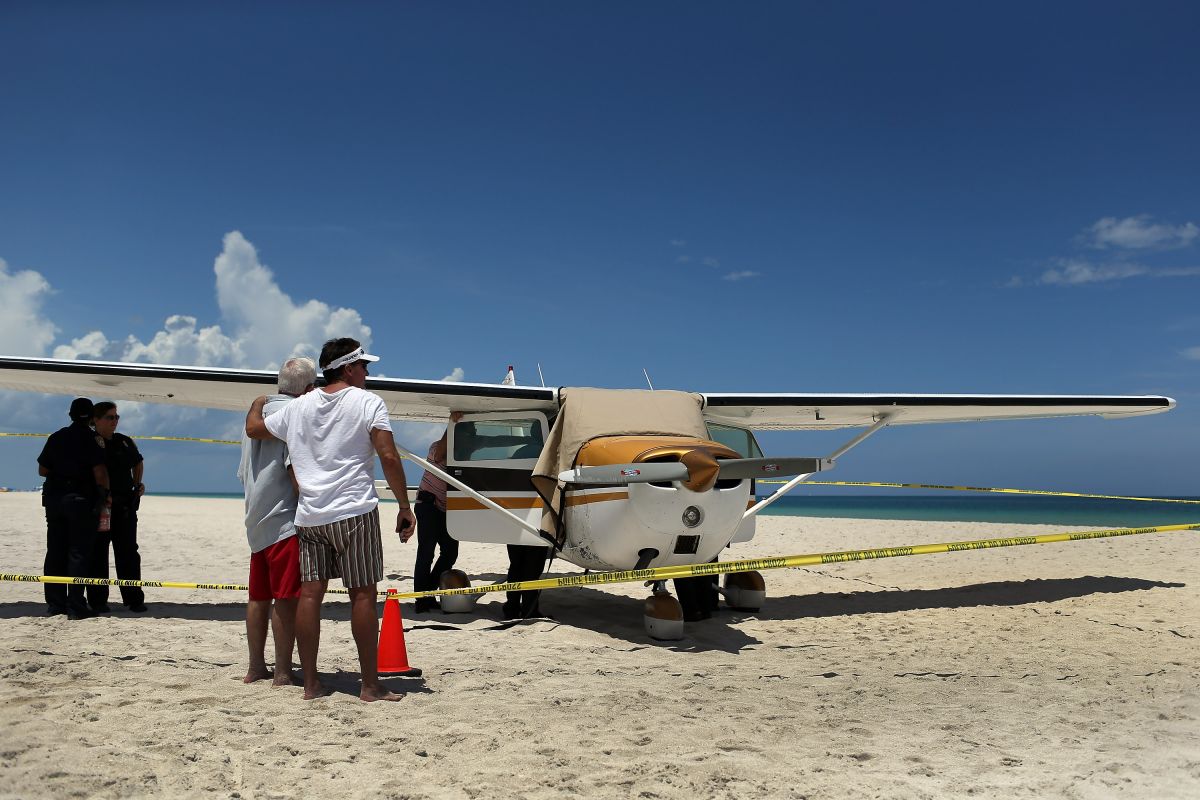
670, 239, 686, 247
0, 257, 58, 356
1037, 258, 1200, 286
442, 367, 465, 382
52, 231, 372, 370
1182, 346, 1200, 361
213, 231, 371, 368
1154, 266, 1200, 278
1086, 215, 1199, 250
1038, 260, 1148, 285
702, 256, 721, 268
723, 270, 761, 281
675, 255, 691, 264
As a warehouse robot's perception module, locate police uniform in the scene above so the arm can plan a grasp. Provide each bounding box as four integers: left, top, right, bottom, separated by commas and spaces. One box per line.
91, 432, 145, 610
37, 418, 106, 616
502, 544, 549, 619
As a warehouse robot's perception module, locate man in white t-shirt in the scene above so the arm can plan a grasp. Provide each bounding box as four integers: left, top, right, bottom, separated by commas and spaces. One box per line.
246, 338, 416, 702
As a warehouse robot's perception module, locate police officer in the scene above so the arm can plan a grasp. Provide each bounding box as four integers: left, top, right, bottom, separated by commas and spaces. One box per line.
91, 402, 148, 613
37, 398, 110, 619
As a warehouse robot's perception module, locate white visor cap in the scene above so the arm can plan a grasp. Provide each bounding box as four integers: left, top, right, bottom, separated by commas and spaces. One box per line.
323, 346, 380, 371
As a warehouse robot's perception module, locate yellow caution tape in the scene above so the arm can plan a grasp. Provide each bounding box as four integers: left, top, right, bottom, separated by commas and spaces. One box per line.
4, 521, 1197, 600
0, 573, 352, 595
0, 431, 240, 446
129, 435, 240, 445
755, 480, 1200, 505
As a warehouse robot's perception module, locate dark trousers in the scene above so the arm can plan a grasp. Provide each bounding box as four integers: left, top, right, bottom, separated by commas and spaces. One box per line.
43, 493, 97, 614
673, 573, 719, 620
503, 544, 549, 619
413, 499, 459, 593
89, 503, 144, 608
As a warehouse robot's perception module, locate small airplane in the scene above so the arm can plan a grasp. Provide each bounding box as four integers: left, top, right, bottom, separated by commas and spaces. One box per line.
0, 355, 1175, 639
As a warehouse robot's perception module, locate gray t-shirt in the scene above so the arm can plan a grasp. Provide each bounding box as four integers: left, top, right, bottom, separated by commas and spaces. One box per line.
238, 395, 298, 553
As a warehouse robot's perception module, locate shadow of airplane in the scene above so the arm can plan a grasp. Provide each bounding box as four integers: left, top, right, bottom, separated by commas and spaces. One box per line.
1, 576, 1182, 658
394, 574, 1186, 654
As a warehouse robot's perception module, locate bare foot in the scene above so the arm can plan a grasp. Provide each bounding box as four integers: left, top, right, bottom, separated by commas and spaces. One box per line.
303, 682, 333, 700
360, 684, 402, 702
244, 666, 271, 684
272, 670, 302, 687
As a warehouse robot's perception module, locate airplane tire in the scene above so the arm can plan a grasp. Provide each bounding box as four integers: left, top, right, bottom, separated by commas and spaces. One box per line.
722, 570, 766, 611
643, 593, 685, 641
438, 569, 479, 614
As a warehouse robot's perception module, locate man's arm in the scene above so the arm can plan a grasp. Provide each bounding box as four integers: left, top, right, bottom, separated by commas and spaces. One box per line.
134, 460, 145, 496
245, 396, 276, 440
369, 427, 416, 543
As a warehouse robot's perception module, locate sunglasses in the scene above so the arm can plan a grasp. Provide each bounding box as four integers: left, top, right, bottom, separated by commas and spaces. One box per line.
100, 414, 119, 421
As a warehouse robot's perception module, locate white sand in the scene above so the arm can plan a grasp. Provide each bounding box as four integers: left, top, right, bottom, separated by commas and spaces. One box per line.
0, 492, 1197, 799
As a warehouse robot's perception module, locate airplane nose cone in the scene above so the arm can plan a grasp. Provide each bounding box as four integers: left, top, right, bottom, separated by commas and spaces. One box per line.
680, 448, 720, 492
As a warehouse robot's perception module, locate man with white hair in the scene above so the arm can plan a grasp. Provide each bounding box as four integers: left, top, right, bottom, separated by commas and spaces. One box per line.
246, 338, 416, 702
238, 357, 316, 686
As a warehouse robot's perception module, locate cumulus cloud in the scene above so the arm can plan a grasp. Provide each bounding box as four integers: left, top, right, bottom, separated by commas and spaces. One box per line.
0, 257, 58, 356
1182, 346, 1200, 361
53, 231, 372, 369
723, 270, 761, 281
1085, 215, 1199, 250
214, 231, 372, 368
442, 367, 465, 382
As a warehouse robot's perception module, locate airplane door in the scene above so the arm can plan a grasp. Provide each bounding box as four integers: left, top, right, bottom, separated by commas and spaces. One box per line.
444, 411, 550, 546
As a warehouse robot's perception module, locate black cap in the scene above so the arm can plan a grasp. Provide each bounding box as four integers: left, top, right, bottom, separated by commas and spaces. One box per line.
69, 398, 93, 421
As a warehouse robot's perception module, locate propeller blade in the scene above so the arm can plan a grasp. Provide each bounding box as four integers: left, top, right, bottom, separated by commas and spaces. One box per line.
558, 462, 691, 485
715, 457, 827, 480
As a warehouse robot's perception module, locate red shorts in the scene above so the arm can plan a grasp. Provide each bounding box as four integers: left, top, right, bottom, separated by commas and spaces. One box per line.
248, 535, 301, 601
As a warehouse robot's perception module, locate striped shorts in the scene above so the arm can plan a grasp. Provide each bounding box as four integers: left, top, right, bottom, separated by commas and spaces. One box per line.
297, 509, 384, 589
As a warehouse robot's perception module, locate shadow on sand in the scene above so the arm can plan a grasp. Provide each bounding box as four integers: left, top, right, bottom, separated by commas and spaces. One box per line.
2, 575, 1182, 657
412, 574, 1185, 654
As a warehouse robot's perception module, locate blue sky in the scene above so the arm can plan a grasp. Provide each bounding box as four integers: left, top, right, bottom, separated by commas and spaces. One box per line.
1, 1, 1197, 495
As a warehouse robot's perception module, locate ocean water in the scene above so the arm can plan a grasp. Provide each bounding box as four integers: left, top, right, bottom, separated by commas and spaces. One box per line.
759, 493, 1200, 527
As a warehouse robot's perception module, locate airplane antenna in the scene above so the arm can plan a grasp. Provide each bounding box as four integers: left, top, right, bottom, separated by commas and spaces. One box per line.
643, 368, 655, 391
537, 362, 546, 388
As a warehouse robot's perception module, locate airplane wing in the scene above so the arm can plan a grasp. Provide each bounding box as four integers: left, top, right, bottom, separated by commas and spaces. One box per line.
700, 392, 1176, 430
0, 356, 1175, 429
0, 356, 556, 423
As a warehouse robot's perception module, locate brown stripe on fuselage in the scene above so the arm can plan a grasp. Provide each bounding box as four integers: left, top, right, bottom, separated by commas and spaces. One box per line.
446, 491, 630, 512
565, 491, 629, 507
447, 496, 542, 511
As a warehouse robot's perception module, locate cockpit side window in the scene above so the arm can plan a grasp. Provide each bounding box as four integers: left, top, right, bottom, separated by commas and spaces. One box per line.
452, 418, 546, 462
705, 423, 764, 458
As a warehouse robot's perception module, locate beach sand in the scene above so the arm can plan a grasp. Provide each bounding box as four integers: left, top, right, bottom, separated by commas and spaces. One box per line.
0, 492, 1197, 799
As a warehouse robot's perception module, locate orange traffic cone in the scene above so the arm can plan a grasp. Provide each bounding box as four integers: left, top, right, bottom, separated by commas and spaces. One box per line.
377, 589, 422, 677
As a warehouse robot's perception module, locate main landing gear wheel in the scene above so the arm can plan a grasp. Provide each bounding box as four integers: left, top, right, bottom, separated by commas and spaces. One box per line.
721, 570, 766, 611
643, 583, 684, 641
438, 569, 479, 614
